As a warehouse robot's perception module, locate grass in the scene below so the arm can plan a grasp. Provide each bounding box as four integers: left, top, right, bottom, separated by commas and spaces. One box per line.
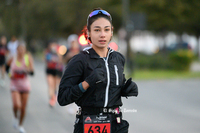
129, 69, 200, 80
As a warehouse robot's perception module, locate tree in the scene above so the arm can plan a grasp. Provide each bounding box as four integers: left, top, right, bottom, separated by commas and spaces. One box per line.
0, 0, 200, 40
130, 0, 200, 36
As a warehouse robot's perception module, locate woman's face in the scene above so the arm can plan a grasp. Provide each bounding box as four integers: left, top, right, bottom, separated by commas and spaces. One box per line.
0, 36, 7, 45
89, 18, 112, 49
17, 45, 26, 56
71, 40, 79, 49
49, 43, 57, 53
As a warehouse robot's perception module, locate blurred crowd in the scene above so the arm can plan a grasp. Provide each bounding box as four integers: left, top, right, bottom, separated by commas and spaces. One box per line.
0, 34, 82, 86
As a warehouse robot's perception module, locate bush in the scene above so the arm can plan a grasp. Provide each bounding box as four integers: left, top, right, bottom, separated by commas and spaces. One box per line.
133, 52, 172, 70
133, 50, 194, 71
169, 50, 194, 71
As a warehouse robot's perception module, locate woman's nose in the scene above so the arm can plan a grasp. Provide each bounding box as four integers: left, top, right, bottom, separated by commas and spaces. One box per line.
100, 31, 106, 37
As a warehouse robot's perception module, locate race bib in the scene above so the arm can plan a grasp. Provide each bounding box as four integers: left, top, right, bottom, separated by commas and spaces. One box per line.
13, 71, 27, 79
83, 115, 111, 133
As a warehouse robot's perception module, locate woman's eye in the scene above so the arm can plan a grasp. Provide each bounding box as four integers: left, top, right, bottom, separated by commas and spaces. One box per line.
94, 29, 100, 32
105, 29, 110, 31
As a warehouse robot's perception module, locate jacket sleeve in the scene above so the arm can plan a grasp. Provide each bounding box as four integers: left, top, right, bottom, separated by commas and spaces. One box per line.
57, 54, 85, 106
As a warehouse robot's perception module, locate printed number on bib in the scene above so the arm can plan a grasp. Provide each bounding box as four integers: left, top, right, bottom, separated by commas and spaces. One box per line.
83, 115, 111, 133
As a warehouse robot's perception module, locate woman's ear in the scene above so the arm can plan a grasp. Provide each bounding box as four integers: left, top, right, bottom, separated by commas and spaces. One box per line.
111, 27, 114, 36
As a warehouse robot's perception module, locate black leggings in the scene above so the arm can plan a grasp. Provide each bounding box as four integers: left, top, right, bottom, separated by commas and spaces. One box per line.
0, 58, 5, 66
73, 119, 129, 133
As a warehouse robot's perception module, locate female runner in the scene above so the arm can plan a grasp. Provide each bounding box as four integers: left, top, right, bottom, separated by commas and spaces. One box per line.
58, 8, 138, 133
63, 34, 80, 64
6, 41, 34, 133
44, 42, 61, 107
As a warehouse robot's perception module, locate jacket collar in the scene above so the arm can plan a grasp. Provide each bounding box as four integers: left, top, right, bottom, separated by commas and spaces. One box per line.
83, 46, 114, 59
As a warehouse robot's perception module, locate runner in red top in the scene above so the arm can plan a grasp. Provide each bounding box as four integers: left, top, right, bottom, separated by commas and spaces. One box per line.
44, 41, 63, 107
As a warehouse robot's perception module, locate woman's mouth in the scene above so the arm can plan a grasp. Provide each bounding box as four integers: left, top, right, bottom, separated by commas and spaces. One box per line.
99, 40, 106, 44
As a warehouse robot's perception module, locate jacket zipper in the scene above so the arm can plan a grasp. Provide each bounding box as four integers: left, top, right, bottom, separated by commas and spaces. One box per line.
114, 65, 119, 85
102, 50, 112, 107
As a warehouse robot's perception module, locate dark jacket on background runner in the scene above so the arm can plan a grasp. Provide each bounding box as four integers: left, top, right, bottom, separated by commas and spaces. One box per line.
0, 44, 8, 66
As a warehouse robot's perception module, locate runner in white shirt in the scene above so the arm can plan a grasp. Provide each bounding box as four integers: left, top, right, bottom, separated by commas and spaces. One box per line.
7, 36, 19, 57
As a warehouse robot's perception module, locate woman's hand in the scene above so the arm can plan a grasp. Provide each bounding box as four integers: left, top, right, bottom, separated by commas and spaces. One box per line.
85, 66, 105, 88
121, 78, 138, 97
81, 81, 90, 91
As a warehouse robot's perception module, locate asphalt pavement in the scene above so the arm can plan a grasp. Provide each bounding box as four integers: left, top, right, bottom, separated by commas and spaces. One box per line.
0, 58, 200, 133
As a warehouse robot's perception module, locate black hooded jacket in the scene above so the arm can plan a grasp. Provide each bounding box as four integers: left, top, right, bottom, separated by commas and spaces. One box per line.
58, 47, 138, 108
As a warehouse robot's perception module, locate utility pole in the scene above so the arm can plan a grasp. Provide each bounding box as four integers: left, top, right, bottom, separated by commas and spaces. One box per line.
122, 0, 134, 73
199, 37, 200, 60
122, 0, 129, 27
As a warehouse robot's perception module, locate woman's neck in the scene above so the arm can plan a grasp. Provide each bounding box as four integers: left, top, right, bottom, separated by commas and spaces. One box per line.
92, 46, 108, 58
17, 54, 24, 61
